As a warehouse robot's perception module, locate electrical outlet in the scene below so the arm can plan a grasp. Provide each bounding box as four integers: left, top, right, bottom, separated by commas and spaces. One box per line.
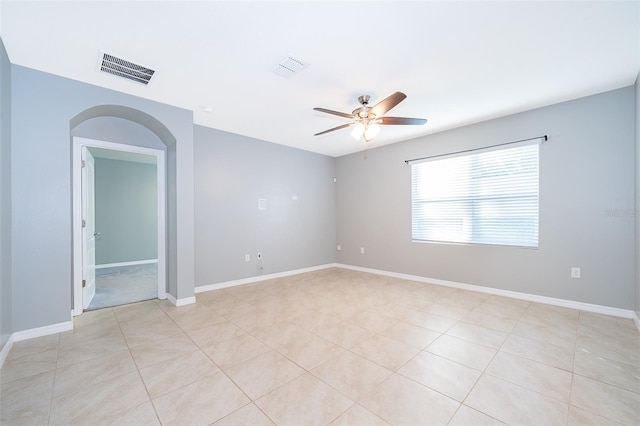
337, 245, 341, 251
571, 267, 581, 279
245, 254, 250, 262
257, 252, 262, 260
360, 247, 365, 254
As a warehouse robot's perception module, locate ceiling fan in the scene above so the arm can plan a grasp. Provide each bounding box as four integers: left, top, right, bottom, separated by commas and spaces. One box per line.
313, 91, 427, 142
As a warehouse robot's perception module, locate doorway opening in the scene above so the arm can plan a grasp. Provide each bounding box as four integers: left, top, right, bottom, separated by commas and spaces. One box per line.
72, 137, 166, 315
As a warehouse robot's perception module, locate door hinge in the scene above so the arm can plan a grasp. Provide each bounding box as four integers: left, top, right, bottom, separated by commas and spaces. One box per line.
81, 160, 86, 168
82, 279, 86, 288
82, 219, 86, 228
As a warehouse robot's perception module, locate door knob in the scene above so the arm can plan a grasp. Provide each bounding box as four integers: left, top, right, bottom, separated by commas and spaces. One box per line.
93, 232, 101, 237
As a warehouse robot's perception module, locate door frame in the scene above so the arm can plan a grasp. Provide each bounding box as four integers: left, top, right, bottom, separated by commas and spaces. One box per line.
72, 136, 167, 316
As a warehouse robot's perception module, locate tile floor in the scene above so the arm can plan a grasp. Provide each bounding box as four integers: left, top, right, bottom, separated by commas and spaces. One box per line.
1, 268, 639, 425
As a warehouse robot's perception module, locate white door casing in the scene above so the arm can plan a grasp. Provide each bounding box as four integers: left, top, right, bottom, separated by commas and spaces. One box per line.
81, 147, 96, 309
72, 137, 167, 316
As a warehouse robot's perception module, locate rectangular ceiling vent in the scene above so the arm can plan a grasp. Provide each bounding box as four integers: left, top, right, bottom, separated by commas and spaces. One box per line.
272, 56, 306, 79
99, 52, 155, 85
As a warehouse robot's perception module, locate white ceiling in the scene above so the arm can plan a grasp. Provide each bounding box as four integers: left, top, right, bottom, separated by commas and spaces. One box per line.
1, 1, 638, 157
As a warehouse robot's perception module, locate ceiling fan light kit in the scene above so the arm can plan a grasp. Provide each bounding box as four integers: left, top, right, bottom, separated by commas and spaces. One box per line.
314, 91, 427, 143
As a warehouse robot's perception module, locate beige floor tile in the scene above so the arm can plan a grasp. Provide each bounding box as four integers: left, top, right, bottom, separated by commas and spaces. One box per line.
567, 406, 624, 426
59, 317, 121, 347
426, 335, 496, 371
445, 322, 507, 349
350, 334, 421, 371
255, 373, 353, 426
519, 308, 579, 332
462, 310, 518, 333
205, 333, 271, 368
500, 334, 574, 371
98, 401, 160, 425
49, 371, 150, 425
213, 403, 275, 426
574, 347, 640, 393
112, 300, 163, 322
0, 370, 54, 426
232, 309, 282, 333
56, 331, 129, 368
511, 319, 576, 350
398, 351, 481, 401
379, 320, 442, 349
0, 346, 58, 383
187, 321, 247, 348
570, 374, 640, 425
448, 405, 506, 425
311, 351, 392, 400
576, 333, 639, 366
329, 403, 390, 426
277, 332, 344, 371
53, 349, 137, 397
358, 373, 459, 425
72, 307, 118, 328
5, 334, 59, 359
152, 371, 250, 425
313, 321, 374, 349
130, 333, 200, 369
422, 302, 472, 320
438, 290, 490, 310
348, 310, 395, 333
121, 317, 185, 348
402, 309, 457, 333
465, 374, 568, 425
578, 312, 638, 341
139, 350, 220, 398
251, 321, 309, 349
288, 310, 343, 333
224, 350, 305, 399
485, 351, 572, 402
162, 303, 227, 332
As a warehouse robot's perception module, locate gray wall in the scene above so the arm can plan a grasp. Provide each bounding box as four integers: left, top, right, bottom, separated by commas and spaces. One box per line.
337, 87, 635, 310
635, 74, 640, 320
94, 157, 158, 265
11, 65, 194, 332
0, 37, 12, 350
194, 126, 336, 286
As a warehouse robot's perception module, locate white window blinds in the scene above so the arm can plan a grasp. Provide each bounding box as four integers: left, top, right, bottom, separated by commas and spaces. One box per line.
411, 142, 539, 248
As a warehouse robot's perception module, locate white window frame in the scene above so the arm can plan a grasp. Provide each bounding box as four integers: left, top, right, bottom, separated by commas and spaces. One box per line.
410, 140, 540, 248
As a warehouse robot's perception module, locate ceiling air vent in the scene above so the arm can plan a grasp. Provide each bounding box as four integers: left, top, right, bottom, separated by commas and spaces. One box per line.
272, 56, 306, 79
99, 52, 155, 85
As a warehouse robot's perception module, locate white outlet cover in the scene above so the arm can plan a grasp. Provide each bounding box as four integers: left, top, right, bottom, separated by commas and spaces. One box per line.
258, 198, 267, 210
571, 267, 581, 278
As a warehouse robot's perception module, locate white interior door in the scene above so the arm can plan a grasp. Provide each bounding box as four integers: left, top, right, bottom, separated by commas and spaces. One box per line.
82, 147, 96, 309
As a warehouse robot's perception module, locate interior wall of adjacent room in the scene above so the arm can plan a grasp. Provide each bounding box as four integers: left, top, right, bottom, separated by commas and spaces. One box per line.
0, 37, 13, 350
193, 126, 336, 287
635, 73, 640, 320
10, 64, 194, 332
336, 86, 635, 310
93, 157, 158, 265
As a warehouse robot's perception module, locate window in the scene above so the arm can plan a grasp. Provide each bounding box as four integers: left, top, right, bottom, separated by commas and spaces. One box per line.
411, 142, 539, 248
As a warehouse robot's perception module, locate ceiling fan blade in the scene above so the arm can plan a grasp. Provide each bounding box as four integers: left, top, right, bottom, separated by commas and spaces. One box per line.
313, 107, 354, 119
314, 123, 354, 136
369, 92, 407, 117
379, 117, 427, 125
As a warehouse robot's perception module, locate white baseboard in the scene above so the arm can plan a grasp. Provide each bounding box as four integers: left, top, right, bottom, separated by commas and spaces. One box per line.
96, 259, 158, 269
195, 263, 337, 293
633, 311, 640, 334
337, 264, 635, 319
166, 294, 196, 307
0, 334, 14, 369
12, 320, 74, 342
